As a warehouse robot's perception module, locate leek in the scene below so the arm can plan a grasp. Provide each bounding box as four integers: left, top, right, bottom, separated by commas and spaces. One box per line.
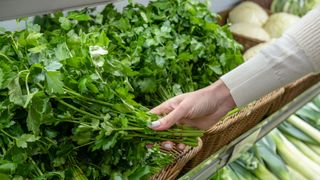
286, 135, 320, 165
237, 151, 278, 180
229, 162, 258, 180
296, 103, 320, 130
313, 96, 320, 108
287, 166, 308, 180
278, 121, 318, 144
308, 144, 320, 156
269, 129, 320, 179
210, 165, 239, 180
255, 141, 292, 180
287, 115, 320, 144
253, 162, 278, 180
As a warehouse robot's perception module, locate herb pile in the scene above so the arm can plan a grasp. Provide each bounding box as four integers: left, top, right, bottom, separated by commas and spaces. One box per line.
0, 0, 243, 179
35, 0, 243, 105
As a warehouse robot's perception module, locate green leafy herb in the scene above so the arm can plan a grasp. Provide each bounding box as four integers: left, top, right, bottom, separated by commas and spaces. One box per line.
0, 0, 243, 179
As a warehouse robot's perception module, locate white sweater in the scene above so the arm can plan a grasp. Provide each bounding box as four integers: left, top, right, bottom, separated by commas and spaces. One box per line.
221, 6, 320, 107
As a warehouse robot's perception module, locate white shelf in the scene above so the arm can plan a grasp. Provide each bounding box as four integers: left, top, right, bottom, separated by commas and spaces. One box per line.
0, 0, 117, 21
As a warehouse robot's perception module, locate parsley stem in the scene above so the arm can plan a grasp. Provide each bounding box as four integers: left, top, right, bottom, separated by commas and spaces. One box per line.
9, 35, 23, 59
87, 163, 101, 170
53, 119, 94, 128
129, 134, 177, 141
74, 98, 121, 115
73, 141, 95, 150
56, 99, 102, 120
36, 83, 44, 89
25, 72, 30, 95
116, 127, 201, 137
127, 121, 144, 127
44, 137, 58, 147
128, 133, 198, 145
75, 101, 101, 115
29, 157, 43, 176
0, 129, 15, 140
115, 127, 145, 131
0, 52, 13, 63
58, 95, 74, 99
155, 130, 203, 137
95, 69, 105, 83
166, 129, 203, 133
64, 88, 113, 107
1, 146, 5, 155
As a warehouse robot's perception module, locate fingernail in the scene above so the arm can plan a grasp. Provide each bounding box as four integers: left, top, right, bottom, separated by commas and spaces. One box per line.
164, 143, 173, 149
146, 144, 153, 149
177, 144, 185, 150
148, 121, 161, 128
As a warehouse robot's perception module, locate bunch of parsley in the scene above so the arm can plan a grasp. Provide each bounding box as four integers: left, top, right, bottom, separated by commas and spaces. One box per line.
35, 0, 243, 106
0, 0, 242, 179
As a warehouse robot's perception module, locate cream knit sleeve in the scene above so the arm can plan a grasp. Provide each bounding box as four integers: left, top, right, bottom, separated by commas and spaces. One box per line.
221, 6, 320, 107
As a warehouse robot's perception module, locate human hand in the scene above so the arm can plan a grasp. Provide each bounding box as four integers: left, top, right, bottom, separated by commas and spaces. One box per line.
149, 80, 236, 150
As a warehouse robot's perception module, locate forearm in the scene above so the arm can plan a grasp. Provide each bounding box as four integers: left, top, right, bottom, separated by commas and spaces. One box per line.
221, 6, 320, 107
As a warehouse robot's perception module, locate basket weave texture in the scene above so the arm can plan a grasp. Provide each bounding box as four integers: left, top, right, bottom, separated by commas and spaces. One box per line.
151, 138, 203, 180
245, 0, 273, 9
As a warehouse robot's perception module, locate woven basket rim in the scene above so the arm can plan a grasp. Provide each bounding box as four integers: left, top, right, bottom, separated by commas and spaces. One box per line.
151, 138, 203, 179
205, 83, 286, 134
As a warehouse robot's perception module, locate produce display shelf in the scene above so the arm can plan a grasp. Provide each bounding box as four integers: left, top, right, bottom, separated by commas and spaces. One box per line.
2, 1, 318, 179
0, 0, 116, 21
180, 81, 320, 180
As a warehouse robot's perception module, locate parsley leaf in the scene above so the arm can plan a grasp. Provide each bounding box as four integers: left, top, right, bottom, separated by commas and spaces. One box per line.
45, 71, 64, 94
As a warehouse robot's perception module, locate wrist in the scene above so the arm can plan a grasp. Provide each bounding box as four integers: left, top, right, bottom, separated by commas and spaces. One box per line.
204, 79, 236, 110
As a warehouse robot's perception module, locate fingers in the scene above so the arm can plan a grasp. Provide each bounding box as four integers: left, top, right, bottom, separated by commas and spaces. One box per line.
150, 94, 187, 115
146, 144, 153, 149
182, 107, 228, 130
161, 141, 174, 150
177, 143, 186, 150
149, 104, 189, 130
150, 100, 174, 115
161, 141, 186, 151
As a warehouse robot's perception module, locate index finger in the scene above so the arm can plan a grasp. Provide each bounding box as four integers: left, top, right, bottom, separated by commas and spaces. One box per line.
150, 103, 189, 130
150, 100, 174, 115
150, 94, 187, 115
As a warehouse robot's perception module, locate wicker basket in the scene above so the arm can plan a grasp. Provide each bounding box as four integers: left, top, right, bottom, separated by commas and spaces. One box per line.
151, 138, 203, 180
219, 0, 273, 51
245, 0, 273, 9
182, 73, 320, 173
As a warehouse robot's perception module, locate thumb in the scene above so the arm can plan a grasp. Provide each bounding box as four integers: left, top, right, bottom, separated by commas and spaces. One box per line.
149, 105, 187, 131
